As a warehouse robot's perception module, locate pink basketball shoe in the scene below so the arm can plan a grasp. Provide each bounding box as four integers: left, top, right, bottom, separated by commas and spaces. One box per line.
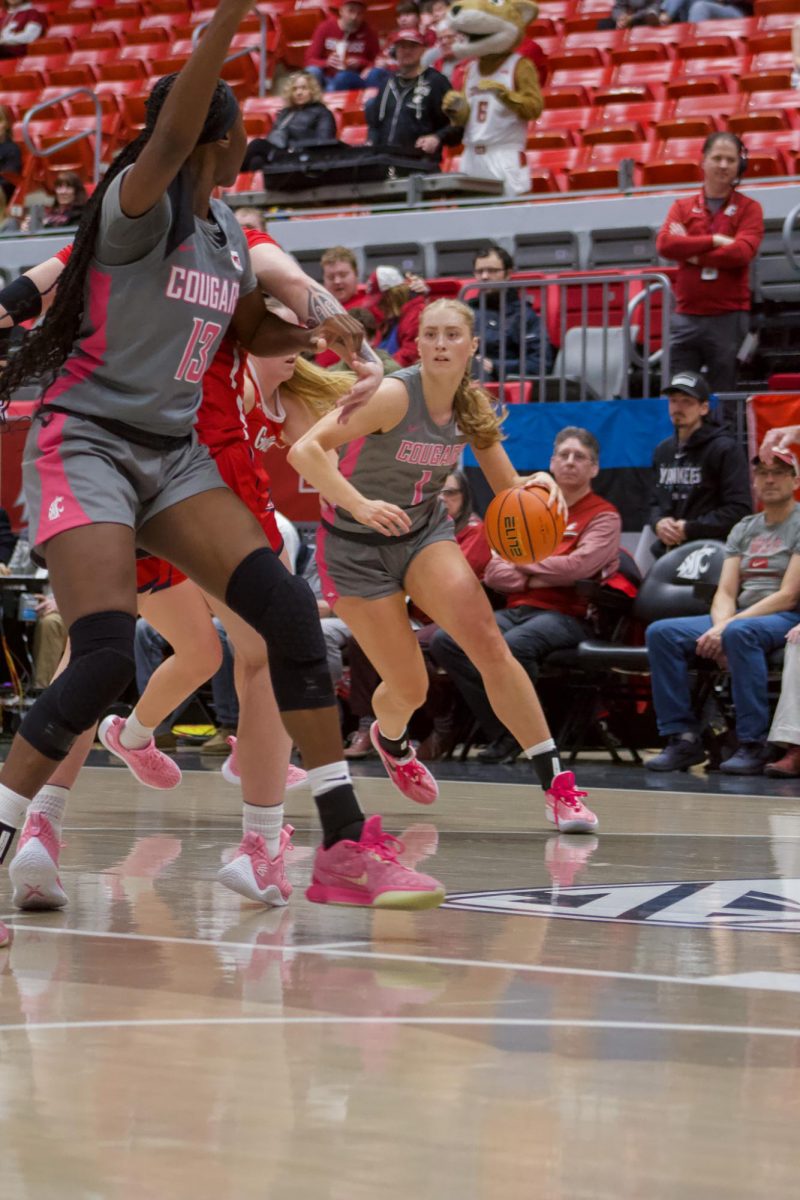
99, 715, 182, 790
9, 812, 68, 910
218, 826, 294, 906
369, 722, 438, 806
221, 736, 308, 791
306, 815, 445, 909
545, 771, 599, 833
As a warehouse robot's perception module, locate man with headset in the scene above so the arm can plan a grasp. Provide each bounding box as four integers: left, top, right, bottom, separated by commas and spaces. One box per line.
656, 132, 763, 393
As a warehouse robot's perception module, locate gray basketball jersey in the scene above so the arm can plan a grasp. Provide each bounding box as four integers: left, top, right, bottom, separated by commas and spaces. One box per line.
323, 363, 466, 538
42, 166, 257, 436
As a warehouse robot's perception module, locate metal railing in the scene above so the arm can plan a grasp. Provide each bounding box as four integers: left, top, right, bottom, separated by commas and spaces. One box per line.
21, 89, 103, 187
192, 13, 270, 97
459, 271, 673, 403
782, 200, 800, 276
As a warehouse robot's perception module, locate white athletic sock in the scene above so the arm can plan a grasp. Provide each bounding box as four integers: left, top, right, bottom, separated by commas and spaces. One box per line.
0, 784, 31, 861
28, 785, 69, 836
307, 761, 352, 797
119, 710, 154, 751
243, 802, 285, 859
522, 737, 558, 759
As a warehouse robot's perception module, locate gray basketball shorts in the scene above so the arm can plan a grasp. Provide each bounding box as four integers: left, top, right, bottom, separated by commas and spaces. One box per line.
23, 408, 227, 559
315, 506, 455, 607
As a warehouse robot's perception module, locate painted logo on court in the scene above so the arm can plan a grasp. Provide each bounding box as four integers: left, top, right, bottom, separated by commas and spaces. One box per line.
444, 880, 800, 932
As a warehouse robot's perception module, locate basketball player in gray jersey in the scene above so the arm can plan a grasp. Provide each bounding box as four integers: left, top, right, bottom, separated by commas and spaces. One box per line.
0, 0, 445, 950
291, 299, 599, 876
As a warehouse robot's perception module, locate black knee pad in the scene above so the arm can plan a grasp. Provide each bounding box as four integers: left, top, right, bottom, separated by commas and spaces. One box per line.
20, 610, 136, 760
225, 548, 335, 711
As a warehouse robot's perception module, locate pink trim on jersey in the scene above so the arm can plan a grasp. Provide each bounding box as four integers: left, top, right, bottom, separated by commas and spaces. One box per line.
339, 435, 366, 483
42, 266, 111, 407
315, 525, 340, 609
33, 412, 94, 547
34, 266, 111, 547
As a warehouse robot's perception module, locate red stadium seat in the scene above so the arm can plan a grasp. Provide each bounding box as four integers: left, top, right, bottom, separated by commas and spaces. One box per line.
641, 147, 703, 187
727, 109, 792, 133
524, 146, 583, 190
748, 28, 793, 52
582, 121, 645, 145
527, 127, 576, 149
566, 141, 647, 190
339, 125, 369, 145
548, 48, 607, 71
548, 67, 612, 91
593, 84, 660, 105
690, 17, 756, 38
543, 269, 638, 349
673, 93, 743, 121
676, 36, 739, 60
754, 0, 800, 15
655, 116, 718, 140
593, 100, 671, 127
484, 381, 533, 404
538, 105, 595, 132
541, 85, 592, 108
274, 10, 319, 68
25, 36, 73, 55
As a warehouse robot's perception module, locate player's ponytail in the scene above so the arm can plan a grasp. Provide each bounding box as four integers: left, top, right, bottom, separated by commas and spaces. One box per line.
423, 298, 505, 450
0, 75, 234, 412
283, 354, 355, 417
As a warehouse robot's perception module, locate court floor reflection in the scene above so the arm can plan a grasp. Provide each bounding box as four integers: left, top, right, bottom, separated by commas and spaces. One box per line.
1, 765, 799, 1199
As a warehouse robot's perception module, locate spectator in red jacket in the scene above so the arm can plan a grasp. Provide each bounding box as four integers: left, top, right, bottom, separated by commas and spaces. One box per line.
656, 133, 763, 393
305, 0, 382, 92
0, 0, 46, 58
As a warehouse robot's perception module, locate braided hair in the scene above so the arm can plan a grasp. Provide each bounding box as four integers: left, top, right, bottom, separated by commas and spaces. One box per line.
0, 75, 235, 411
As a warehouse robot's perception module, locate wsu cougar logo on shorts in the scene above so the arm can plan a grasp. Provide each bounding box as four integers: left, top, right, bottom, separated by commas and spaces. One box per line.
48, 496, 65, 521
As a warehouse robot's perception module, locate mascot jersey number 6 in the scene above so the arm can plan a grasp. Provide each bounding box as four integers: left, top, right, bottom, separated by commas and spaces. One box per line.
443, 0, 541, 196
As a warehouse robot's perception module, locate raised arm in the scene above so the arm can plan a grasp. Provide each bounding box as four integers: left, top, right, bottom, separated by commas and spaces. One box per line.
0, 255, 68, 328
119, 0, 255, 219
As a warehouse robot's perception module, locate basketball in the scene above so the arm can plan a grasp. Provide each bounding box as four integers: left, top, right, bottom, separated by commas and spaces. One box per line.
484, 485, 566, 564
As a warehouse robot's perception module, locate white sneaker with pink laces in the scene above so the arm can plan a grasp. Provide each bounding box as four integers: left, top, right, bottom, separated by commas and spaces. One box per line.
9, 812, 68, 910
218, 826, 294, 906
545, 771, 599, 833
99, 715, 182, 790
221, 735, 308, 792
369, 722, 438, 806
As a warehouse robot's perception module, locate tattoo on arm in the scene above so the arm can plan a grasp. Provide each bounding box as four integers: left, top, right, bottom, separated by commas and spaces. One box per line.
305, 284, 381, 366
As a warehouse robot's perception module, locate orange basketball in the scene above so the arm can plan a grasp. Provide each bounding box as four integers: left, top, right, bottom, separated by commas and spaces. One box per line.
484, 485, 566, 565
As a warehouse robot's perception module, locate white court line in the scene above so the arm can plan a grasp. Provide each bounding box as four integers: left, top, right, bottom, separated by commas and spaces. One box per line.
0, 1015, 798, 1038
0, 922, 790, 994
58, 826, 800, 840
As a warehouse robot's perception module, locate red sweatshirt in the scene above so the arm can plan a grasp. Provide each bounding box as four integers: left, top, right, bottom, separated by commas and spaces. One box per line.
655, 189, 763, 315
484, 491, 621, 619
305, 17, 380, 77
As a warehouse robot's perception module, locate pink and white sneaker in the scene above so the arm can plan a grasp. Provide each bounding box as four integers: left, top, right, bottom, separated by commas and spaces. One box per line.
9, 812, 68, 910
306, 815, 445, 910
369, 721, 438, 806
0, 922, 9, 948
545, 771, 599, 834
218, 826, 294, 906
545, 834, 599, 887
99, 715, 182, 790
221, 736, 308, 792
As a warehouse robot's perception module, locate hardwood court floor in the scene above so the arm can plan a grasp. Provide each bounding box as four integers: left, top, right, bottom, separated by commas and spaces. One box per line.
2, 757, 800, 1200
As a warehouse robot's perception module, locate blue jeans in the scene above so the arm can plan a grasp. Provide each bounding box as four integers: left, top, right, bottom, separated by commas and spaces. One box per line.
210, 618, 238, 728
687, 1, 746, 19
431, 606, 589, 740
645, 612, 799, 742
305, 65, 377, 91
133, 617, 239, 729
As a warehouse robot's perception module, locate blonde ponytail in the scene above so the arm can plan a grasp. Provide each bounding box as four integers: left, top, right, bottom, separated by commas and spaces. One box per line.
282, 355, 356, 418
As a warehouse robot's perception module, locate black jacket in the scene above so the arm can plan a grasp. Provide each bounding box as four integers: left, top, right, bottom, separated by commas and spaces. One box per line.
468, 293, 552, 378
365, 67, 462, 163
0, 138, 21, 180
649, 419, 752, 554
241, 103, 338, 171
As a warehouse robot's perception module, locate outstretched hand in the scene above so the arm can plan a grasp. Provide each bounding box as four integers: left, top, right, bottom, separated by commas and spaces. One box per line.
318, 312, 364, 363
760, 425, 800, 462
335, 355, 383, 424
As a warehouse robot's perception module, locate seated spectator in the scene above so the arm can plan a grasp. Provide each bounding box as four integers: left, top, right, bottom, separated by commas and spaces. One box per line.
241, 72, 338, 172
305, 0, 382, 92
365, 30, 463, 167
599, 0, 661, 29
655, 133, 763, 392
645, 448, 800, 776
0, 0, 47, 59
650, 370, 751, 559
765, 621, 800, 778
321, 245, 364, 309
469, 243, 551, 382
432, 428, 622, 763
420, 0, 452, 34
329, 305, 403, 374
422, 20, 466, 81
234, 206, 266, 234
21, 171, 88, 232
0, 105, 21, 204
396, 0, 436, 45
661, 0, 753, 21
364, 264, 430, 367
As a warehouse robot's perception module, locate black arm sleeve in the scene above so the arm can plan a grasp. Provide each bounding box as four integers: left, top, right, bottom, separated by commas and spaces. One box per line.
0, 507, 16, 565
0, 275, 42, 325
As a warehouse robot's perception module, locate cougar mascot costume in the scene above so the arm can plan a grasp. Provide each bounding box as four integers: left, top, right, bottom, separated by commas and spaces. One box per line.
443, 0, 541, 196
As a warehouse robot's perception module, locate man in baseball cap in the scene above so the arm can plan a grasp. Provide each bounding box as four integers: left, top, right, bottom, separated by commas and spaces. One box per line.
649, 369, 751, 557
751, 446, 799, 476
